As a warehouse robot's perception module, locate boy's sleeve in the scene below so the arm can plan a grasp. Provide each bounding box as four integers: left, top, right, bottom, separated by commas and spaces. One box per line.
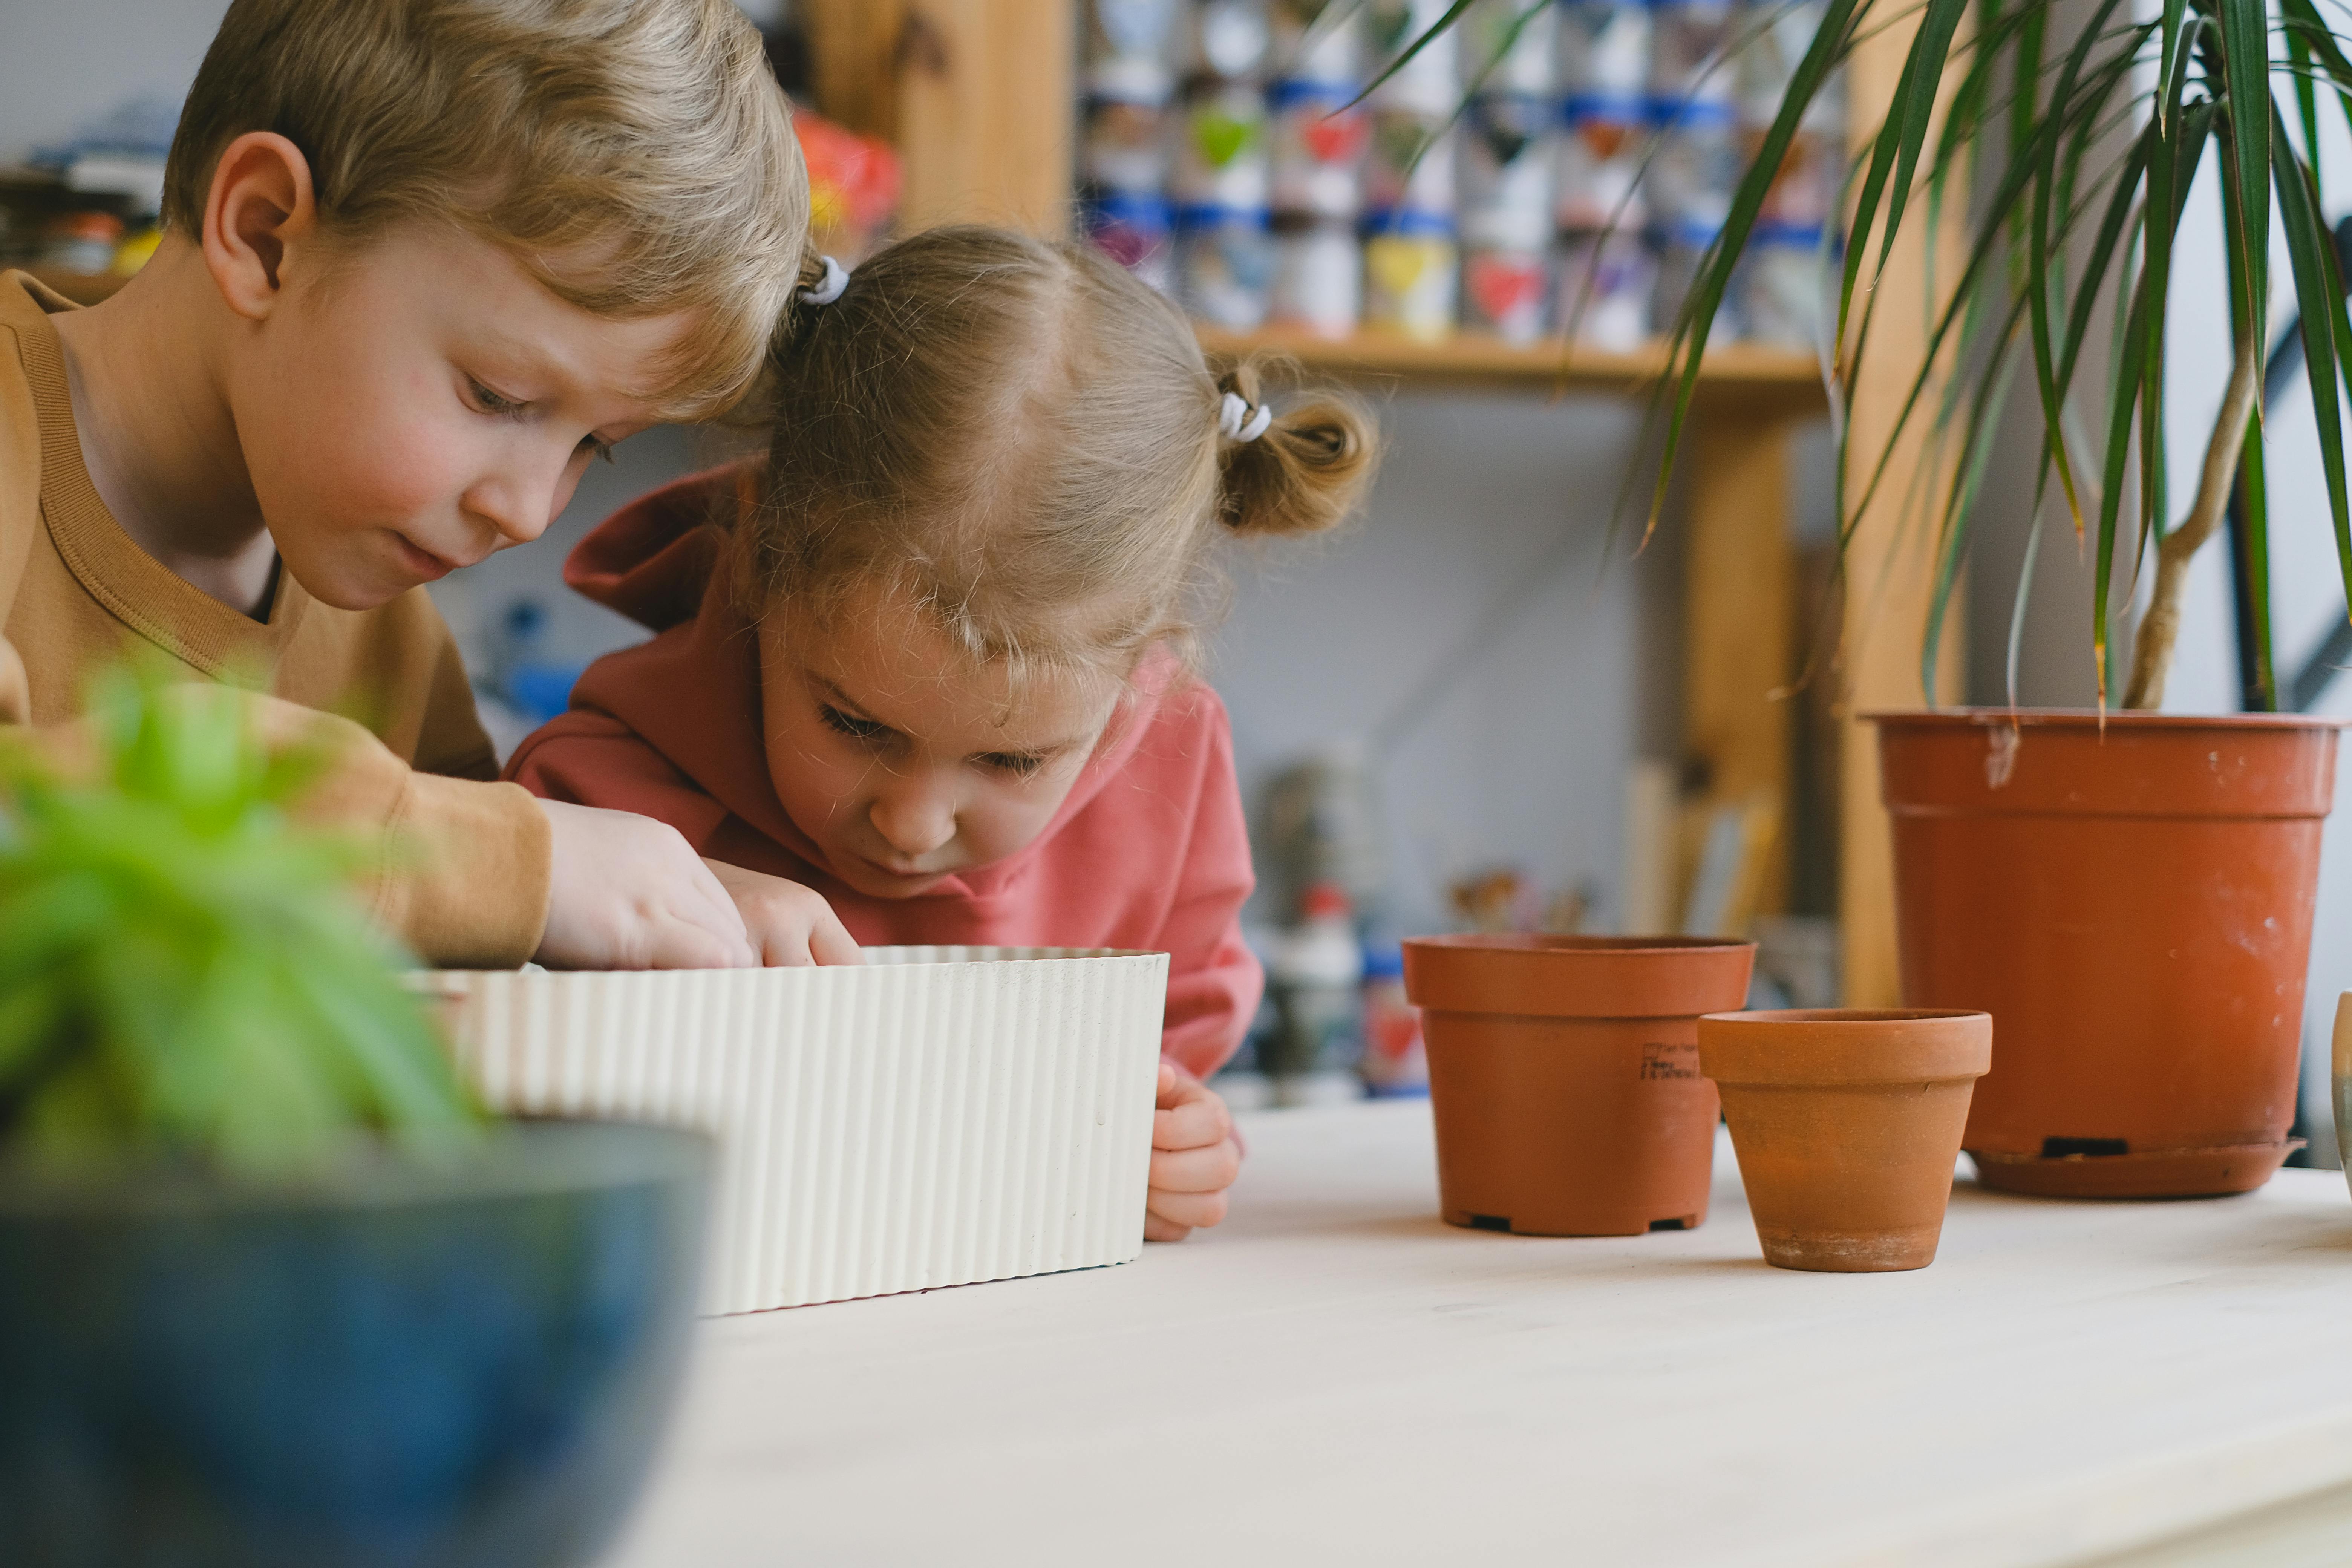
1155, 697, 1264, 1081
255, 695, 552, 969
408, 606, 502, 783
318, 590, 546, 963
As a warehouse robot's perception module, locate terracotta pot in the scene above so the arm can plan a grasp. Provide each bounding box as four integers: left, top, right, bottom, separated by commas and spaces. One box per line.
1400, 935, 1755, 1236
1873, 711, 2340, 1199
1700, 1009, 1991, 1272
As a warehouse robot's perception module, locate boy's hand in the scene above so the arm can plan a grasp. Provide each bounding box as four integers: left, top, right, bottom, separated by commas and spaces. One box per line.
534, 799, 758, 970
1147, 1063, 1240, 1242
701, 859, 863, 967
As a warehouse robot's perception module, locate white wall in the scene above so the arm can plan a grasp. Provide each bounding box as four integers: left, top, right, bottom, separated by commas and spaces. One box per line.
0, 0, 228, 169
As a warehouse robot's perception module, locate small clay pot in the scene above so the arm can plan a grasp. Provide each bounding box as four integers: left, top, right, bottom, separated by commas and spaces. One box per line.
1401, 936, 1755, 1236
1699, 1009, 1992, 1272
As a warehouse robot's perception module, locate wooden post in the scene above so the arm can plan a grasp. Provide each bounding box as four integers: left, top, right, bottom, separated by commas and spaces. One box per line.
1836, 20, 1968, 1006
1684, 402, 1798, 925
803, 0, 1075, 236
803, 0, 906, 142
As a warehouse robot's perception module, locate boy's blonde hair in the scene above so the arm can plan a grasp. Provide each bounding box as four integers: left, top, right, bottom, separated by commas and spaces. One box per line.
162, 0, 808, 419
746, 226, 1378, 683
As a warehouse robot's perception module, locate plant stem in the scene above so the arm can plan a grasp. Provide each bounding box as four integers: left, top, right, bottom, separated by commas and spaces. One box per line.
2122, 320, 2262, 709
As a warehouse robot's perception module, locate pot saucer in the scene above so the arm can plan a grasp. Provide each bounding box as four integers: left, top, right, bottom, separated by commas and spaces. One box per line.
1967, 1139, 2301, 1199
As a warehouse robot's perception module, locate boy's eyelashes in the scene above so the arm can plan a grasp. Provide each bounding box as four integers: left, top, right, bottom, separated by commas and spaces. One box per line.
464, 374, 616, 461
463, 373, 528, 419
815, 704, 1046, 779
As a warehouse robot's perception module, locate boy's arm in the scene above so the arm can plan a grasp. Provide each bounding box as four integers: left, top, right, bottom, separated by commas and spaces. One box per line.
248, 691, 554, 968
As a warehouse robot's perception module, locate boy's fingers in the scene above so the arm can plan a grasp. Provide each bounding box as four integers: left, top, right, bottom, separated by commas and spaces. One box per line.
1150, 1138, 1240, 1194
681, 859, 755, 950
1143, 1212, 1194, 1243
648, 913, 753, 971
1147, 1186, 1229, 1231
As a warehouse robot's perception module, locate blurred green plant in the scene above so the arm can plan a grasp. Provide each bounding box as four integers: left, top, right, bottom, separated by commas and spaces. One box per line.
0, 664, 478, 1173
1382, 0, 2352, 710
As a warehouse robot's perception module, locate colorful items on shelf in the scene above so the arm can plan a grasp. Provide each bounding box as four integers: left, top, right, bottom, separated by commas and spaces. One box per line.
795, 110, 902, 266
1078, 0, 1841, 351
37, 211, 124, 277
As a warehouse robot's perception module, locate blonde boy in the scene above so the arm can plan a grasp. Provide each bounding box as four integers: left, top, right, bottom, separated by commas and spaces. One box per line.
0, 0, 817, 967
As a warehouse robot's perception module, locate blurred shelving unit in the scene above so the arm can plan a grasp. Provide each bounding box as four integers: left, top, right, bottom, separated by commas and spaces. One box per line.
1192, 325, 1828, 403
797, 0, 1943, 1000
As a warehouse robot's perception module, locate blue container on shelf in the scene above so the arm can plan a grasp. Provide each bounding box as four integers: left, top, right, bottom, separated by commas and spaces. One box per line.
1177, 202, 1277, 330
1083, 189, 1177, 293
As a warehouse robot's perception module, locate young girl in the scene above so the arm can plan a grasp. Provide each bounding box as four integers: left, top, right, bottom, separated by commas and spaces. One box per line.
506, 226, 1376, 1239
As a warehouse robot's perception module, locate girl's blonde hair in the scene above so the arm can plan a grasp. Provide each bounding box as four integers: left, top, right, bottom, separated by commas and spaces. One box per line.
162, 0, 806, 420
744, 226, 1377, 683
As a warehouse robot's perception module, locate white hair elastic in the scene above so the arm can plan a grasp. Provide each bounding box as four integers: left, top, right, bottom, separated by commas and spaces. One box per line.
1219, 391, 1273, 443
799, 254, 849, 306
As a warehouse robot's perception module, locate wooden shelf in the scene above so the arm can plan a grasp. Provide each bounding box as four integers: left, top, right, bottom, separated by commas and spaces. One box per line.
1193, 325, 1830, 408
23, 267, 127, 306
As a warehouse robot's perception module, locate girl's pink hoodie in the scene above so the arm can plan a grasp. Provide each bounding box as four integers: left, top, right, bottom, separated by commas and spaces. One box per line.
504, 467, 1263, 1079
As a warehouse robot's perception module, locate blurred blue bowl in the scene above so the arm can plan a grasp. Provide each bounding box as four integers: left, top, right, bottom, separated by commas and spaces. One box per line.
0, 1121, 710, 1568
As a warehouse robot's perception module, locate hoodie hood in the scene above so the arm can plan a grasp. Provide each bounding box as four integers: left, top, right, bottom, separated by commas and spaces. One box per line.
560, 465, 1175, 904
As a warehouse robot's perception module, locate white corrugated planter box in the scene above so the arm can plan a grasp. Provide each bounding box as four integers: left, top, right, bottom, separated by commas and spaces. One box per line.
419, 948, 1168, 1314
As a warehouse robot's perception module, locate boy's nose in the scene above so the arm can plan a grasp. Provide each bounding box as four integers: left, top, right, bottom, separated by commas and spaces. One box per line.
867, 787, 956, 862
462, 459, 570, 548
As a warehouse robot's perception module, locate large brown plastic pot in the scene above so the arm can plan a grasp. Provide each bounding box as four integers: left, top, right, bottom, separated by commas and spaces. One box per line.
1400, 935, 1755, 1236
1699, 1009, 1991, 1272
1872, 711, 2341, 1199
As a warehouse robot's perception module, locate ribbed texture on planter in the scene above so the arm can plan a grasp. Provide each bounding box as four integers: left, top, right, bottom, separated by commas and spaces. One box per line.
422, 949, 1167, 1314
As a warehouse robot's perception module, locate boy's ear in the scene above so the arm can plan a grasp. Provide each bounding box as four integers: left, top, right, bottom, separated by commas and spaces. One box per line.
200, 132, 321, 323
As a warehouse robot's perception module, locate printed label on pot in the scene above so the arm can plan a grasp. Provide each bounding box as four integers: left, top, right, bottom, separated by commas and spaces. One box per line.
1641, 1041, 1700, 1080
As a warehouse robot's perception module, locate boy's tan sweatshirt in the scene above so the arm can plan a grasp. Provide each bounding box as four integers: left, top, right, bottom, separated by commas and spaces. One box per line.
0, 272, 549, 966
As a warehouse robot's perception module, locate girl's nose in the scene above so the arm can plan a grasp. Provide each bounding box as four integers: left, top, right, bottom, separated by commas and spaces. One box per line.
868, 785, 956, 861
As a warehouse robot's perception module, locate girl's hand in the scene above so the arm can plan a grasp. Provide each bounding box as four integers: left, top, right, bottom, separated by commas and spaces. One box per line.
1147, 1063, 1240, 1242
700, 859, 863, 966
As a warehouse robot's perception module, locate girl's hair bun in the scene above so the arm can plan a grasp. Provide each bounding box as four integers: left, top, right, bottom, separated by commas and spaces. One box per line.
1215, 354, 1378, 538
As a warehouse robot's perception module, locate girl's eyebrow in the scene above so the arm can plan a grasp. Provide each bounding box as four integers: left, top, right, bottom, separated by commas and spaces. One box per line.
812, 675, 893, 726
813, 674, 1092, 758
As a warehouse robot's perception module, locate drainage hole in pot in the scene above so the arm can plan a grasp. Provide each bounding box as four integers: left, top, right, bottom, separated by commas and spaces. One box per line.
1649, 1217, 1693, 1232
1467, 1214, 1513, 1232
2041, 1136, 2130, 1159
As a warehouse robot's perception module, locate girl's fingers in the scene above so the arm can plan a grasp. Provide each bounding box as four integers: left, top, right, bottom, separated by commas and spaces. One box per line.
1154, 1093, 1231, 1152
1150, 1137, 1240, 1194
1147, 1185, 1229, 1231
810, 910, 864, 966
1143, 1211, 1194, 1243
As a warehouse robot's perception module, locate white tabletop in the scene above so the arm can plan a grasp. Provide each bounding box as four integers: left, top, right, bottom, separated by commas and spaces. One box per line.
606, 1099, 2352, 1568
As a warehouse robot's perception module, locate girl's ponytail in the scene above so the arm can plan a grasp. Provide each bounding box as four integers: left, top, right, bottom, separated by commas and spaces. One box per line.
1214, 354, 1378, 539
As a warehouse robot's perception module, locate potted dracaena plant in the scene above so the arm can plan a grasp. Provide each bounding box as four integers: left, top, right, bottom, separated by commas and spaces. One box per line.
0, 666, 709, 1568
1384, 0, 2352, 1196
